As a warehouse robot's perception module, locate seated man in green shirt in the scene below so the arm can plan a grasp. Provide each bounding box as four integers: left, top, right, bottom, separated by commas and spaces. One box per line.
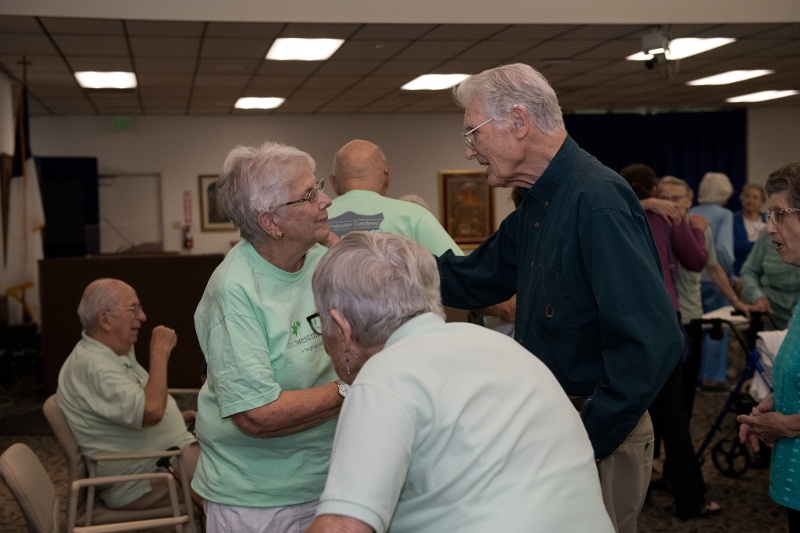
57, 278, 198, 509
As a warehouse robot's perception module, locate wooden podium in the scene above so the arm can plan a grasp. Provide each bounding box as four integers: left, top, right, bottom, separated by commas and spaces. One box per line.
39, 253, 224, 394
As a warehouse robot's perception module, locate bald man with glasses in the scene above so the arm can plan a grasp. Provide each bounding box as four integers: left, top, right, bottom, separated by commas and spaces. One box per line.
57, 278, 199, 510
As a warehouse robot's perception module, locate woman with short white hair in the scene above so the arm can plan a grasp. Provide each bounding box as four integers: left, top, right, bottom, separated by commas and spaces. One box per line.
193, 141, 344, 533
306, 231, 612, 533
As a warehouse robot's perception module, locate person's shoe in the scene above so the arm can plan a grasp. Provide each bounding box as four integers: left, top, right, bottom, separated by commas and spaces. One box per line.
677, 501, 722, 520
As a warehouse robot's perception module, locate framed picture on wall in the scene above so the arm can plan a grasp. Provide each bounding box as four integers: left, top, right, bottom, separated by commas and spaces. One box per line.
439, 170, 495, 247
199, 174, 235, 231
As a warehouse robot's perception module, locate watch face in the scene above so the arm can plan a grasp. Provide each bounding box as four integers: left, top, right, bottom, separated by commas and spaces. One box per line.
337, 381, 350, 397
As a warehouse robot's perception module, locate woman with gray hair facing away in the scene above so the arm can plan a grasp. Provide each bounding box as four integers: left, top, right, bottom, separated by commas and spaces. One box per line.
193, 141, 344, 532
689, 171, 737, 391
305, 232, 612, 533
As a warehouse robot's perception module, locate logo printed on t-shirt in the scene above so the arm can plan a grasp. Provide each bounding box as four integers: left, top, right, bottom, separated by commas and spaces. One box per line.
291, 320, 301, 336
329, 211, 384, 237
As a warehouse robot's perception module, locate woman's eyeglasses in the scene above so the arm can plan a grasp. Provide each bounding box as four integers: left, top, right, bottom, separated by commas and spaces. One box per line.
764, 207, 800, 224
276, 179, 325, 208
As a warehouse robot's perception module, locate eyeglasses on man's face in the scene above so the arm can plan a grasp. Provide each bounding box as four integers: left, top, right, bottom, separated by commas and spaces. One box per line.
276, 179, 325, 208
307, 312, 322, 336
110, 304, 144, 315
460, 117, 494, 149
764, 207, 800, 224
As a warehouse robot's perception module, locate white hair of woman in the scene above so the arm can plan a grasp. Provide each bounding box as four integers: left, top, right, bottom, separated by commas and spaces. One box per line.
216, 141, 316, 245
313, 231, 445, 347
453, 63, 565, 136
697, 171, 733, 205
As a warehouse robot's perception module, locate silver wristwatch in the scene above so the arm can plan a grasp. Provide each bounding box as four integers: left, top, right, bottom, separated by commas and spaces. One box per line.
336, 380, 350, 398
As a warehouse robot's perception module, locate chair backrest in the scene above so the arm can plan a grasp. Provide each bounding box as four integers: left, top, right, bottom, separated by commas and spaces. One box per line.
43, 394, 89, 509
0, 443, 60, 533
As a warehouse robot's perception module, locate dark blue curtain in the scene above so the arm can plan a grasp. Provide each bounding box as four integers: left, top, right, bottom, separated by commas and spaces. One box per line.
563, 110, 746, 211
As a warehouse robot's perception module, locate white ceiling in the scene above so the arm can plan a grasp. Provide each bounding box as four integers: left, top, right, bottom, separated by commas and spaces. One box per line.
0, 16, 798, 116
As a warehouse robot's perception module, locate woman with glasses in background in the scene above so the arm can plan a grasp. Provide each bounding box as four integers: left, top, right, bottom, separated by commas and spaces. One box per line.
739, 162, 800, 533
192, 141, 346, 533
740, 208, 800, 331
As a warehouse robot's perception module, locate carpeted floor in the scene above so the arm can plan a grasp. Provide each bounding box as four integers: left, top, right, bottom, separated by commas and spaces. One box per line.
0, 368, 790, 532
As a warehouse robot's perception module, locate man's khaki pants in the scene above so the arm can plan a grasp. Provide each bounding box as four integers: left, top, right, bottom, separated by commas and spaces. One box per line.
597, 412, 654, 533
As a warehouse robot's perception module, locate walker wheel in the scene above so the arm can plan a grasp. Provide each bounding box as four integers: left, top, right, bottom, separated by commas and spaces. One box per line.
711, 439, 750, 477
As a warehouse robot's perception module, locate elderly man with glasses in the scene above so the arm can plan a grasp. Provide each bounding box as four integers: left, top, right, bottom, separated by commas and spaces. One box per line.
57, 278, 199, 510
436, 64, 682, 533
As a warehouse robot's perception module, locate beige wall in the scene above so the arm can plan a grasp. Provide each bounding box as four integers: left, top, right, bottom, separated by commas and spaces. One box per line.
30, 113, 515, 254
31, 107, 797, 254
747, 107, 800, 185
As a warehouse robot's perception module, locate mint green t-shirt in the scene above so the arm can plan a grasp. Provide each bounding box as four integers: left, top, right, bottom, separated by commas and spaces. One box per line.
328, 190, 463, 256
193, 240, 338, 507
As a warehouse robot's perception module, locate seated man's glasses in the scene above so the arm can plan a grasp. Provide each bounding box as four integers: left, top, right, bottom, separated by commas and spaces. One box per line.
109, 304, 143, 314
764, 207, 800, 224
276, 179, 325, 208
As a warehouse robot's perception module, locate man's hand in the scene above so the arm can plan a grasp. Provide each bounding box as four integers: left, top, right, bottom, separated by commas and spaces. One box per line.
688, 214, 708, 231
143, 326, 177, 426
641, 198, 683, 226
182, 410, 198, 431
476, 295, 516, 323
150, 326, 177, 362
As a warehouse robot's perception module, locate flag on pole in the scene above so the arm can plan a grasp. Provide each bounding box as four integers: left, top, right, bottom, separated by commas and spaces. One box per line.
2, 83, 45, 326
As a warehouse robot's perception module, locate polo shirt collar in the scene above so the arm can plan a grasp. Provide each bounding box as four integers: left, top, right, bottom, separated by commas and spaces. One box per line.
81, 330, 137, 368
383, 312, 445, 349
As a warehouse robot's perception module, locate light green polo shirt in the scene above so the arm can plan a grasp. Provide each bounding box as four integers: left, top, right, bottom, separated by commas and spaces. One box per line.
678, 224, 718, 323
193, 240, 338, 507
316, 313, 612, 533
57, 333, 195, 508
328, 190, 463, 256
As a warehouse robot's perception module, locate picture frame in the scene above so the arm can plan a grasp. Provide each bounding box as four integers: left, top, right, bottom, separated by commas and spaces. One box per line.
199, 174, 236, 231
439, 170, 495, 247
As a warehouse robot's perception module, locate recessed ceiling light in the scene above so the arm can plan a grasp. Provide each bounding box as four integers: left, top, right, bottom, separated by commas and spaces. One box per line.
74, 71, 137, 89
726, 90, 799, 103
626, 37, 736, 61
234, 97, 286, 110
401, 74, 470, 91
687, 70, 774, 86
266, 38, 344, 61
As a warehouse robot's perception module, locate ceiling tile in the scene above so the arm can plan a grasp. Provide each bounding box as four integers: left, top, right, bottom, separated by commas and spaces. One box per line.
0, 34, 60, 55
0, 16, 43, 34
314, 59, 383, 76
279, 23, 362, 39
51, 35, 129, 56
395, 40, 473, 60
350, 24, 436, 41
40, 17, 123, 35
125, 20, 206, 37
70, 56, 133, 71
333, 40, 410, 60
201, 37, 269, 59
135, 57, 198, 74
205, 22, 283, 39
130, 36, 201, 57
456, 40, 538, 61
